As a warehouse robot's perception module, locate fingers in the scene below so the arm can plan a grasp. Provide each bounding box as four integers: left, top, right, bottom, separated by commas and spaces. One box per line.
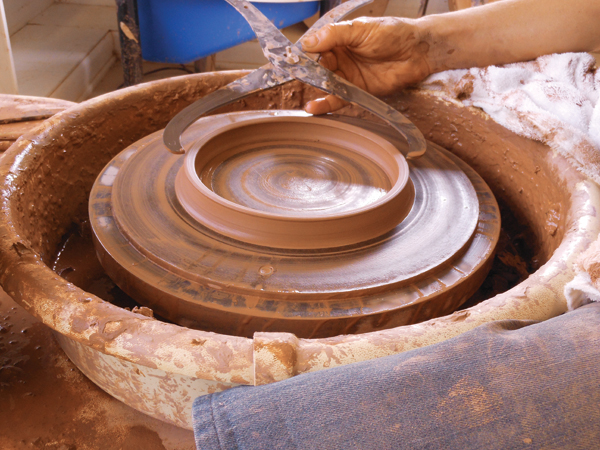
302, 21, 364, 54
319, 51, 338, 72
305, 95, 348, 115
301, 19, 371, 115
302, 52, 347, 114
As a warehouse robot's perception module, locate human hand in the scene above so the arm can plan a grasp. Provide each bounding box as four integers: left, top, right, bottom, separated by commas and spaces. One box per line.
301, 17, 432, 114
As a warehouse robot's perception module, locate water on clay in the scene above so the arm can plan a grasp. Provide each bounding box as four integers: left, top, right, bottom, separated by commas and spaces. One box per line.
52, 195, 538, 332
52, 221, 142, 313
204, 145, 391, 215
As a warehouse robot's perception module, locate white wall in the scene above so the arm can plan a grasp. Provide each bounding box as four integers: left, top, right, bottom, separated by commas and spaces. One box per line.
0, 0, 18, 93
4, 0, 53, 35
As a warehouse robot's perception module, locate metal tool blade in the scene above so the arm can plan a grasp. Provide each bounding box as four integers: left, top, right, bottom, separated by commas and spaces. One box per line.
225, 0, 426, 159
164, 0, 425, 160
163, 0, 372, 154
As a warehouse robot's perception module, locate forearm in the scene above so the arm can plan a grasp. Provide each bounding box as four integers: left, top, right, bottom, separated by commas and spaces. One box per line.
419, 0, 600, 74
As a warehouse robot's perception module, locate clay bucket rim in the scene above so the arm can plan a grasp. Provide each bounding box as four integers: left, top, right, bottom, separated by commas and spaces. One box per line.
0, 72, 598, 386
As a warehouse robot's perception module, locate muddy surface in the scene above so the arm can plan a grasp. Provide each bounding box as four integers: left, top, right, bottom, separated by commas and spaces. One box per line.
87, 114, 496, 339
0, 77, 584, 443
0, 288, 195, 449
2, 75, 586, 415
460, 200, 538, 309
53, 220, 142, 313
0, 95, 75, 153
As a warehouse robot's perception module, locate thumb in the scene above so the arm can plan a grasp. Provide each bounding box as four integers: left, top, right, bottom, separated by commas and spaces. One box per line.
301, 21, 359, 53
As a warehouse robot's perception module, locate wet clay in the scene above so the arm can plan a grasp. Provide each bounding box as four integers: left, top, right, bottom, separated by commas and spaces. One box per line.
175, 114, 413, 249
381, 90, 572, 263
0, 94, 74, 123
53, 220, 141, 312
0, 289, 195, 449
56, 194, 530, 326
0, 95, 75, 153
0, 119, 62, 152
461, 200, 539, 309
90, 110, 496, 339
1, 73, 599, 419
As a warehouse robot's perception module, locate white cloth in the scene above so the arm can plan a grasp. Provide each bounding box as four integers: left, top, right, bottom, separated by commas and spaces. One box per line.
419, 53, 600, 309
565, 272, 600, 310
421, 52, 600, 184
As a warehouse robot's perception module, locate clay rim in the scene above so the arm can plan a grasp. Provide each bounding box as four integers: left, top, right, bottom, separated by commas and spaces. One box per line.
178, 115, 411, 222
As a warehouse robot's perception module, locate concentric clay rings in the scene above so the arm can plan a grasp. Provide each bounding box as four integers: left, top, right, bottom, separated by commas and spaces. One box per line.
90, 110, 500, 338
175, 116, 414, 249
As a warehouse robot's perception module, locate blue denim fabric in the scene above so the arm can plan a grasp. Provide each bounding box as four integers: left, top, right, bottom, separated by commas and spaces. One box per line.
193, 303, 600, 450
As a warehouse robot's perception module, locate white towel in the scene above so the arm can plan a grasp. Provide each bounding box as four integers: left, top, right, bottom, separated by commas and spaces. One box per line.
418, 52, 600, 309
421, 52, 600, 184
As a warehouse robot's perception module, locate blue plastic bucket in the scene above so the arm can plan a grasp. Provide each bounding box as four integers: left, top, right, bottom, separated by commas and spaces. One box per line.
137, 0, 320, 63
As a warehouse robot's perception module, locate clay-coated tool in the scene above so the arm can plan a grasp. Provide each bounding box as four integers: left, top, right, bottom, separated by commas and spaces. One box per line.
163, 0, 426, 160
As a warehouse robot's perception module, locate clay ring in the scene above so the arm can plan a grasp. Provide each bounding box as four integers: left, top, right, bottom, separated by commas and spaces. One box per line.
175, 115, 415, 249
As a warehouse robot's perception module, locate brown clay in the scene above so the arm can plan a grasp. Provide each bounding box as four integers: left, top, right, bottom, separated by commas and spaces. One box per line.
0, 94, 74, 123
0, 95, 74, 153
90, 109, 497, 339
0, 93, 193, 446
0, 73, 598, 423
382, 90, 570, 264
0, 120, 47, 141
176, 114, 413, 249
58, 193, 534, 308
0, 289, 195, 448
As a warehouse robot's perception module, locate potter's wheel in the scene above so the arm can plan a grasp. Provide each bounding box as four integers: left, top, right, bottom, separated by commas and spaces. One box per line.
90, 110, 500, 338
